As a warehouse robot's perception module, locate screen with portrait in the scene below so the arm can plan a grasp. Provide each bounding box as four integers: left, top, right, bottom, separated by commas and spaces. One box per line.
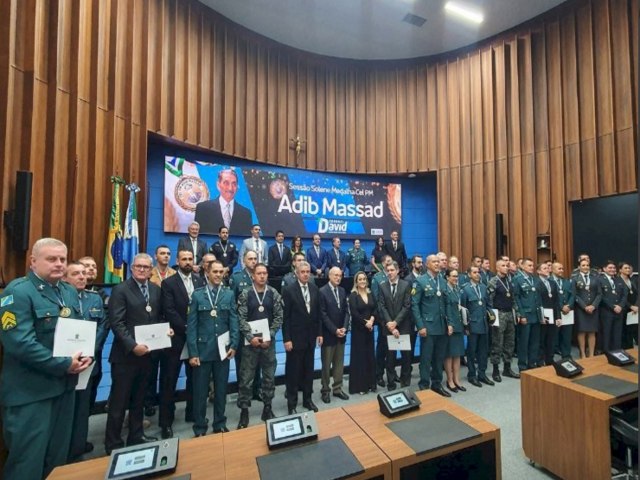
164, 157, 402, 239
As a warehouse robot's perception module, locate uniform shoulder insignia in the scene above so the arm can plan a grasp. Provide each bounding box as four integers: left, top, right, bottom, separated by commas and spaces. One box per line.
1, 311, 17, 331
1, 295, 14, 307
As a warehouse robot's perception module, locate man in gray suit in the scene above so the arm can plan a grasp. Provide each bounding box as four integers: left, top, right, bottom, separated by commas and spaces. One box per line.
177, 222, 207, 273
378, 262, 412, 390
239, 224, 268, 267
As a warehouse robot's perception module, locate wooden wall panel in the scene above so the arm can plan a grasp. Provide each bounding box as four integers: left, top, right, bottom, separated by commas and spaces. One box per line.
0, 0, 636, 279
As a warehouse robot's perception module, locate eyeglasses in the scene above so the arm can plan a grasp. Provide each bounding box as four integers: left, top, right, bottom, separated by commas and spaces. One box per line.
132, 265, 152, 271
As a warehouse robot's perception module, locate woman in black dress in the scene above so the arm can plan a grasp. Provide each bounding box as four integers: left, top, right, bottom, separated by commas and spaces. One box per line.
370, 237, 386, 273
348, 271, 377, 395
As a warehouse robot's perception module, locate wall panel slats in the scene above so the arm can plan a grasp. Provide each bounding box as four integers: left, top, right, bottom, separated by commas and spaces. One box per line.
0, 0, 636, 279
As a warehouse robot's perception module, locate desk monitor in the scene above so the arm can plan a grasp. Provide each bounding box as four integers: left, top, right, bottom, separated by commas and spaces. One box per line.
266, 411, 318, 450
378, 388, 421, 418
105, 438, 179, 480
605, 350, 635, 366
553, 359, 584, 378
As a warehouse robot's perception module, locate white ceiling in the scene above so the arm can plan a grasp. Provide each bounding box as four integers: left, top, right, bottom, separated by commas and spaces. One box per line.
199, 0, 566, 60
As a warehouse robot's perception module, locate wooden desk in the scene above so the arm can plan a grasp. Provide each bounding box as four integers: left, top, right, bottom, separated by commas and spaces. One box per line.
521, 352, 638, 480
343, 390, 501, 479
223, 408, 391, 479
49, 434, 225, 479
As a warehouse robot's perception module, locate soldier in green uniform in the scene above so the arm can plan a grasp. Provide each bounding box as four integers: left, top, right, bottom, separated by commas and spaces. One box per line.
412, 255, 450, 397
0, 238, 92, 479
512, 258, 543, 371
346, 239, 368, 277
236, 264, 283, 428
64, 261, 109, 461
188, 260, 238, 436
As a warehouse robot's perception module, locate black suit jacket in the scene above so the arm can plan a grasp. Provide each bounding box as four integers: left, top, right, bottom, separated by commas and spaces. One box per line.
318, 284, 350, 346
377, 278, 412, 334
268, 243, 292, 278
194, 197, 253, 235
161, 273, 205, 339
384, 240, 407, 270
109, 278, 164, 364
177, 236, 208, 265
282, 282, 321, 350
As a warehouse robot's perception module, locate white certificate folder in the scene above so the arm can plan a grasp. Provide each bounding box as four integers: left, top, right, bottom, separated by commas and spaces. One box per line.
134, 322, 172, 351
244, 318, 271, 345
53, 317, 97, 357
387, 334, 411, 351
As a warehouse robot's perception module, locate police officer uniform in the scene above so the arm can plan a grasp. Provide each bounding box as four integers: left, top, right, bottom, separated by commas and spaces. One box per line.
187, 283, 239, 435
69, 289, 108, 461
411, 272, 448, 394
346, 247, 367, 277
512, 272, 543, 371
571, 271, 602, 333
0, 272, 81, 479
460, 281, 493, 386
551, 274, 575, 359
443, 283, 464, 358
236, 286, 283, 421
487, 274, 518, 379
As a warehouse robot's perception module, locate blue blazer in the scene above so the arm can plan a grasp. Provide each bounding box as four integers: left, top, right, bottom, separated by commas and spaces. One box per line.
306, 246, 328, 275
318, 284, 350, 346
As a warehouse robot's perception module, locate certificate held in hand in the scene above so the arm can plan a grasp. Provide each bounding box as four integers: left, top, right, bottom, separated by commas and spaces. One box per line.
53, 317, 97, 357
244, 318, 271, 346
134, 322, 172, 351
387, 334, 411, 351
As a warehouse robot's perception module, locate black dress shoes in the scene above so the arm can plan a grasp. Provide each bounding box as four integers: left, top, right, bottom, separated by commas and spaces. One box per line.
321, 393, 331, 404
431, 385, 451, 397
479, 376, 495, 386
84, 442, 94, 454
213, 426, 230, 434
446, 383, 458, 393
377, 378, 386, 388
161, 427, 173, 439
288, 407, 297, 415
303, 400, 319, 412
194, 433, 206, 438
387, 383, 397, 392
454, 382, 467, 392
333, 391, 350, 400
237, 408, 249, 429
503, 366, 521, 379
144, 406, 156, 417
128, 434, 158, 447
469, 378, 482, 387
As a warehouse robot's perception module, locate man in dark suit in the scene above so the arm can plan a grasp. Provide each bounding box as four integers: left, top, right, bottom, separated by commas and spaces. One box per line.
159, 249, 205, 439
267, 230, 292, 278
325, 237, 347, 276
177, 222, 208, 273
306, 233, 328, 278
599, 260, 627, 352
194, 169, 253, 234
105, 253, 170, 454
384, 230, 407, 274
319, 267, 350, 403
282, 261, 322, 414
209, 226, 239, 277
378, 261, 412, 390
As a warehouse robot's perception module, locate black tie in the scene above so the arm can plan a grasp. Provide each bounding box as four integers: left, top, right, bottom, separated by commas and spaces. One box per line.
333, 286, 340, 307
391, 283, 397, 298
140, 283, 149, 303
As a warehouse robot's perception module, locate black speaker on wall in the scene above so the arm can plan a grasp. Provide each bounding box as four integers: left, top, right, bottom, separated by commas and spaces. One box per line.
3, 171, 33, 252
496, 213, 506, 257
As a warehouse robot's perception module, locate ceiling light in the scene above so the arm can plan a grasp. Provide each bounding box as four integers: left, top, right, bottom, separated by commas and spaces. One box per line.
444, 1, 484, 24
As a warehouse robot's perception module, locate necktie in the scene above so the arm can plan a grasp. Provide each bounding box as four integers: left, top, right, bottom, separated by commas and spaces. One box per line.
192, 238, 197, 258
391, 283, 397, 298
141, 283, 149, 303
608, 276, 615, 289
393, 241, 397, 251
224, 203, 231, 228
333, 286, 340, 307
255, 240, 260, 261
185, 275, 194, 298
278, 243, 283, 259
302, 284, 310, 313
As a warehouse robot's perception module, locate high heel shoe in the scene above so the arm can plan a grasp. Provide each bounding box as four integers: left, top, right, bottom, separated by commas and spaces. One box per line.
446, 383, 458, 393
454, 382, 466, 392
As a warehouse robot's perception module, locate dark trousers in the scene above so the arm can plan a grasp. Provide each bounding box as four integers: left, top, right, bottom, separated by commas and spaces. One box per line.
466, 333, 489, 379
539, 324, 558, 365
105, 359, 152, 452
145, 351, 161, 408
192, 359, 230, 435
375, 325, 387, 380
159, 339, 193, 428
621, 313, 638, 349
285, 347, 314, 408
558, 325, 574, 359
3, 389, 75, 479
69, 377, 94, 461
517, 322, 541, 371
89, 349, 103, 413
385, 343, 412, 386
418, 334, 447, 389
599, 310, 623, 352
